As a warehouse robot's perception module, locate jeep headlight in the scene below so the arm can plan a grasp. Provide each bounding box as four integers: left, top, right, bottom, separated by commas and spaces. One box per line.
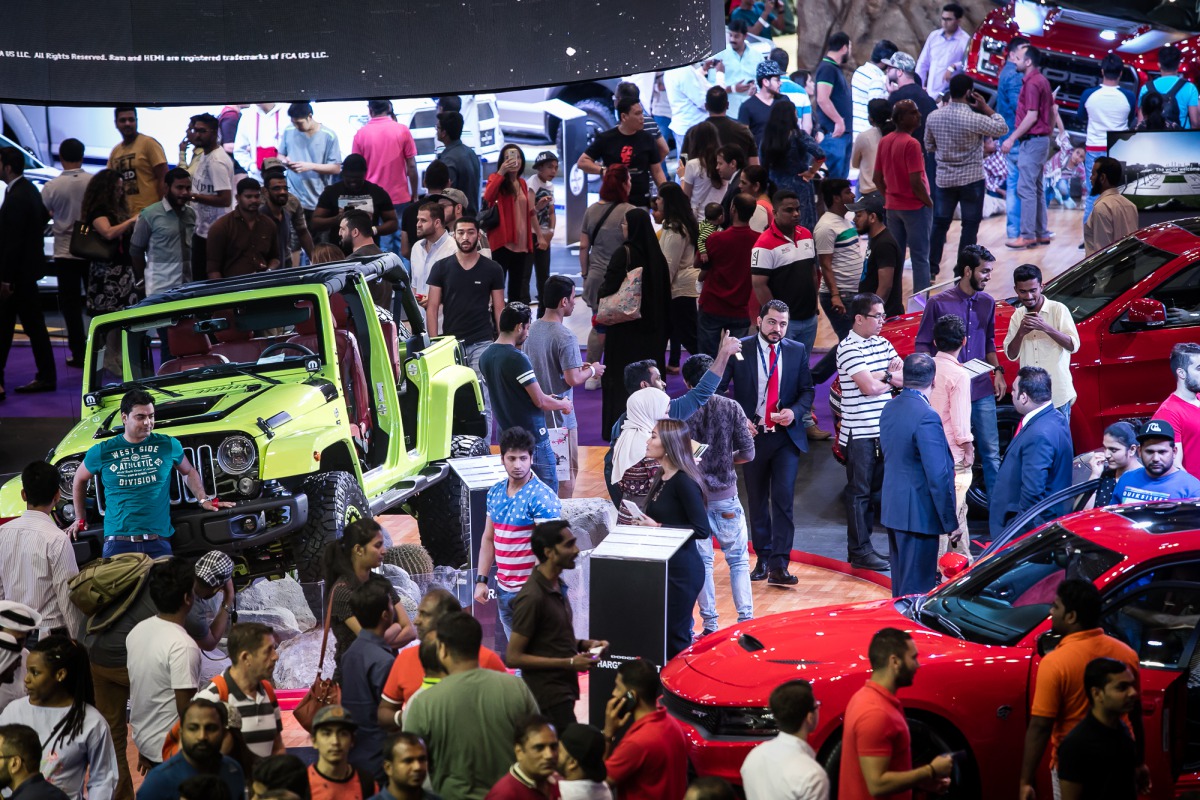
57, 459, 82, 496
217, 435, 257, 475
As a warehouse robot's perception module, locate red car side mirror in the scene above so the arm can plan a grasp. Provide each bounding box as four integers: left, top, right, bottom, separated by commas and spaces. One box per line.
1124, 298, 1166, 330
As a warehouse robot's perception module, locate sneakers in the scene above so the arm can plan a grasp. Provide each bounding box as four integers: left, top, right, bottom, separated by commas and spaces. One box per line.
584, 376, 602, 391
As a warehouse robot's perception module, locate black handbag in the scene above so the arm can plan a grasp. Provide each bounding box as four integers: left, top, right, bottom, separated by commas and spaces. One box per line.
477, 201, 501, 232
69, 220, 118, 262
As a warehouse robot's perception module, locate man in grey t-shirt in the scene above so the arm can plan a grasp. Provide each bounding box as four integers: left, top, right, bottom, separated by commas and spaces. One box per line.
524, 276, 606, 497
183, 550, 236, 651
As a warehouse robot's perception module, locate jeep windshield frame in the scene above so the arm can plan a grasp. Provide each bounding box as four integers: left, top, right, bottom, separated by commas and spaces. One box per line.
1042, 236, 1178, 324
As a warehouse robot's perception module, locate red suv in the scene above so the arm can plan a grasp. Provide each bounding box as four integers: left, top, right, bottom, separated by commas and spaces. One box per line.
964, 0, 1200, 134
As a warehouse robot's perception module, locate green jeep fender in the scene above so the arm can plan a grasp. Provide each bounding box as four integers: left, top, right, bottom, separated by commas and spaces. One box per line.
0, 477, 23, 517
422, 362, 484, 462
261, 427, 364, 485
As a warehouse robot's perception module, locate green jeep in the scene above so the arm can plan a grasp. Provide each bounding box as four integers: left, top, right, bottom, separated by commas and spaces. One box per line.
0, 255, 488, 608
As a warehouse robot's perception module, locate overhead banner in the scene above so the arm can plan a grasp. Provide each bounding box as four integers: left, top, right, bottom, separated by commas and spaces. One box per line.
0, 0, 723, 105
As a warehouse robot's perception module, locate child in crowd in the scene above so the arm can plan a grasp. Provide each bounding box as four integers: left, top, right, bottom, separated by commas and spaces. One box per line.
982, 137, 1008, 218
528, 151, 559, 313
1044, 145, 1087, 209
697, 202, 724, 265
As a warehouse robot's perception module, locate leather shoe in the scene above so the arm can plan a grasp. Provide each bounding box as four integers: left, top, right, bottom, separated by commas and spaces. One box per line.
750, 560, 769, 581
807, 426, 832, 441
14, 379, 55, 394
1005, 237, 1037, 249
65, 357, 86, 369
767, 570, 799, 586
850, 552, 891, 571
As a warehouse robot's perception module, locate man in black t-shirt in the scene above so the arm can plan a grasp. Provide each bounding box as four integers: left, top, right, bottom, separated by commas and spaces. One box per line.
738, 60, 783, 147
849, 196, 904, 318
685, 87, 759, 160
311, 153, 399, 241
814, 32, 854, 178
578, 98, 666, 207
1057, 657, 1144, 800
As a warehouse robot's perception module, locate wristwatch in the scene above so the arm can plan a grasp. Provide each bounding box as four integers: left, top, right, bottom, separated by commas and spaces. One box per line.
882, 370, 892, 386
475, 575, 489, 585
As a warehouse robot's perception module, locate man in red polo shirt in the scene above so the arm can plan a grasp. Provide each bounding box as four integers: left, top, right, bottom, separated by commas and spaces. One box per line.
839, 628, 954, 800
1001, 45, 1057, 249
602, 659, 687, 800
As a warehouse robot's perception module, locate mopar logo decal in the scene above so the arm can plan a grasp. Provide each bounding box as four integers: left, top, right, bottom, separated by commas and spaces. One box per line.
305, 358, 320, 372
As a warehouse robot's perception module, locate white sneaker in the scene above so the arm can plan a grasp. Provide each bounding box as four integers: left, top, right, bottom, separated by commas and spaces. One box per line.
584, 376, 602, 391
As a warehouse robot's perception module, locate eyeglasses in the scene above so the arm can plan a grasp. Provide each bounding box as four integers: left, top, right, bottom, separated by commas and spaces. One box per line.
864, 313, 886, 320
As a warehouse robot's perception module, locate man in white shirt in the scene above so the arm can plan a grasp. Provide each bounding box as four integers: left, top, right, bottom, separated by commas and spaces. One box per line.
233, 103, 285, 182
1004, 263, 1080, 419
183, 113, 234, 283
1077, 55, 1136, 224
0, 461, 82, 640
664, 63, 712, 143
126, 559, 201, 773
39, 137, 92, 366
916, 3, 971, 98
410, 200, 456, 301
851, 41, 897, 140
741, 679, 829, 800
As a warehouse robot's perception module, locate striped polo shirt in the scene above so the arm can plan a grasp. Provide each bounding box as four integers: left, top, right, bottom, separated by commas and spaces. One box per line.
750, 219, 819, 321
813, 211, 862, 295
836, 330, 898, 445
486, 475, 562, 591
194, 668, 282, 758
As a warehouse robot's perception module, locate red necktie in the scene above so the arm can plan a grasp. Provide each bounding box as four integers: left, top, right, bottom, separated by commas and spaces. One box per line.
1014, 420, 1024, 437
765, 344, 780, 424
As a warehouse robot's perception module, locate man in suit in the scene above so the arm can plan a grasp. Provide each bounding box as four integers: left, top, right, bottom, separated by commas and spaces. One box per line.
728, 299, 815, 586
879, 354, 958, 597
989, 365, 1073, 539
0, 147, 55, 399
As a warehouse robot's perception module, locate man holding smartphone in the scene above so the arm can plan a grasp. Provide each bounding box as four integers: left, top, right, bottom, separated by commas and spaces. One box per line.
1004, 263, 1079, 420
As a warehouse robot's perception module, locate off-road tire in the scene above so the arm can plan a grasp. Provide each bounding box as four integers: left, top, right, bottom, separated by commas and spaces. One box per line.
412, 435, 489, 568
293, 471, 369, 614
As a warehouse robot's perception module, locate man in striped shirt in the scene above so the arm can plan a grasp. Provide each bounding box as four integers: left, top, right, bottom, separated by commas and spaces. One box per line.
851, 40, 897, 142
473, 426, 563, 639
836, 293, 903, 571
194, 622, 284, 761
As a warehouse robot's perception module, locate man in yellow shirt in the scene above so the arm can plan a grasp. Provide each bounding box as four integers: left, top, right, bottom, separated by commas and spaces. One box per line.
107, 107, 168, 215
1004, 263, 1080, 420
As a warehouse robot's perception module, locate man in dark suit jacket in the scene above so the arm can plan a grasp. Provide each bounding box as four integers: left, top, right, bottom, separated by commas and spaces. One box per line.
988, 365, 1074, 539
880, 354, 958, 597
0, 146, 55, 398
728, 299, 815, 586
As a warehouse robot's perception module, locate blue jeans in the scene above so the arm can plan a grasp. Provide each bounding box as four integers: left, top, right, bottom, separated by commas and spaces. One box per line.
786, 314, 819, 428
654, 115, 676, 151
1083, 150, 1099, 222
930, 179, 985, 276
696, 495, 754, 630
1058, 401, 1072, 423
890, 206, 933, 294
1045, 178, 1075, 208
822, 133, 853, 179
102, 537, 173, 559
1005, 146, 1022, 240
495, 585, 519, 640
532, 437, 559, 494
697, 310, 749, 358
971, 394, 1001, 498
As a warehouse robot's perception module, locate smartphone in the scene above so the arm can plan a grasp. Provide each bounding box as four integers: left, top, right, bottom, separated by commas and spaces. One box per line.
618, 691, 637, 717
588, 645, 604, 656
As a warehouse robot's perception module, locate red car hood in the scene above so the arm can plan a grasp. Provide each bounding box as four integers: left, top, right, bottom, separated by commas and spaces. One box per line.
879, 303, 1017, 364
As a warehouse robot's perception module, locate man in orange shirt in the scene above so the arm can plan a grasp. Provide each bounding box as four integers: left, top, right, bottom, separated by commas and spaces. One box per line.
378, 588, 507, 731
1019, 579, 1145, 800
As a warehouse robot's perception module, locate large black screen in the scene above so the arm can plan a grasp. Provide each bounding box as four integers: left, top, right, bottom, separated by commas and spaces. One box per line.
0, 0, 723, 105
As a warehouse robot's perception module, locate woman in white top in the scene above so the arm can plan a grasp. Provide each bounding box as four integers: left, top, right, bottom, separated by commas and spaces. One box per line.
654, 182, 701, 373
0, 636, 117, 800
680, 122, 727, 219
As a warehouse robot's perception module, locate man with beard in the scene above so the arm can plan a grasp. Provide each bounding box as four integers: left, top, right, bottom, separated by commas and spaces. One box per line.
182, 113, 233, 281
1057, 660, 1144, 800
1004, 263, 1079, 418
138, 699, 246, 800
193, 622, 284, 763
1112, 421, 1200, 502
260, 166, 313, 268
556, 724, 610, 800
839, 629, 954, 800
1019, 581, 1143, 800
408, 201, 454, 304
1083, 156, 1137, 256
485, 716, 560, 800
372, 733, 439, 800
131, 167, 196, 294
339, 209, 392, 308
737, 60, 782, 147
0, 723, 69, 800
849, 196, 903, 318
206, 178, 279, 280
814, 33, 853, 179
508, 522, 608, 731
1152, 343, 1200, 477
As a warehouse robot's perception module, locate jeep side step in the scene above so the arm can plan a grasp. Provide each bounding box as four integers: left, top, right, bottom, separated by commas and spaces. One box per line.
370, 463, 450, 516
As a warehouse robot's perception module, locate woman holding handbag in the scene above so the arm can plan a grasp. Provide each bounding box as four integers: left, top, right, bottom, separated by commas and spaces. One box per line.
598, 207, 671, 439
80, 169, 139, 317
482, 143, 537, 303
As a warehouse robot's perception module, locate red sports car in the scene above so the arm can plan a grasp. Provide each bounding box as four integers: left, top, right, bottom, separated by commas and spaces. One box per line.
660, 493, 1200, 798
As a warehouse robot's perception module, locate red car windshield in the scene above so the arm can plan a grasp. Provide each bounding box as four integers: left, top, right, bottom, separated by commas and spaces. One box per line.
1045, 237, 1176, 324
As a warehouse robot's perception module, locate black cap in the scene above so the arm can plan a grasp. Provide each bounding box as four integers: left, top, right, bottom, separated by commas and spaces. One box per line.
1138, 419, 1175, 444
559, 724, 607, 783
846, 195, 885, 217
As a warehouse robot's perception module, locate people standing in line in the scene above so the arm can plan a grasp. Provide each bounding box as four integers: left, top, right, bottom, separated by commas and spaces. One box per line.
924, 74, 1009, 278
873, 100, 934, 296
579, 98, 667, 211
1151, 342, 1200, 476
306, 705, 376, 800
683, 354, 755, 634
233, 103, 286, 183
851, 41, 898, 142
0, 723, 72, 800
599, 208, 673, 438
628, 420, 712, 658
507, 522, 608, 732
697, 193, 757, 355
760, 100, 825, 233
136, 699, 246, 800
435, 112, 481, 215
352, 100, 418, 257
989, 366, 1074, 539
278, 102, 343, 238
579, 166, 635, 388
1077, 55, 1136, 226
108, 107, 167, 216
484, 715, 560, 800
524, 276, 605, 498
205, 178, 279, 280
739, 61, 784, 148
480, 303, 574, 492
403, 612, 540, 800
1085, 422, 1141, 509
879, 354, 957, 597
836, 293, 903, 572
130, 167, 195, 299
916, 3, 971, 99
183, 113, 235, 280
1137, 44, 1200, 129
1111, 420, 1200, 503
1083, 157, 1139, 256
322, 519, 414, 685
556, 724, 611, 800
839, 629, 954, 798
849, 195, 904, 319
914, 247, 1007, 497
1002, 46, 1057, 249
1018, 580, 1144, 800
810, 179, 861, 384
40, 138, 92, 368
601, 659, 688, 800
371, 733, 438, 800
851, 100, 892, 204
483, 145, 537, 303
740, 680, 828, 800
0, 462, 82, 638
728, 301, 815, 586
1004, 263, 1080, 418
0, 146, 55, 398
654, 183, 702, 375
1056, 658, 1143, 800
995, 38, 1031, 241
927, 315, 976, 567
813, 32, 853, 179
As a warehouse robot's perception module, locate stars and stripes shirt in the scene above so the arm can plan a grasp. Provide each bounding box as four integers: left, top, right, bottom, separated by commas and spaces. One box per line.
487, 476, 562, 591
836, 331, 898, 445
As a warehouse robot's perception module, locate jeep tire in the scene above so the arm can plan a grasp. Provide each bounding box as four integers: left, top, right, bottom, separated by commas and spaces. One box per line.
293, 470, 369, 616
413, 435, 490, 568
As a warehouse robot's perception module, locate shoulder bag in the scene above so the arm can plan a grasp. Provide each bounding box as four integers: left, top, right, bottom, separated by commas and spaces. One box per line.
293, 589, 342, 732
596, 245, 643, 325
69, 220, 118, 262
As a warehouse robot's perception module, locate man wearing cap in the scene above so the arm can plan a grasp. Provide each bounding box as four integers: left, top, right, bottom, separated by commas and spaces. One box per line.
0, 602, 40, 715
311, 153, 399, 245
0, 462, 82, 643
557, 724, 611, 800
1112, 421, 1200, 503
278, 101, 343, 235
848, 196, 903, 318
738, 60, 783, 147
308, 705, 376, 799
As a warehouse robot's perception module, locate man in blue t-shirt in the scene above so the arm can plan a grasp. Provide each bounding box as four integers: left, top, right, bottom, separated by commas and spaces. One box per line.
1113, 420, 1200, 503
137, 699, 246, 800
1137, 45, 1200, 129
68, 388, 233, 557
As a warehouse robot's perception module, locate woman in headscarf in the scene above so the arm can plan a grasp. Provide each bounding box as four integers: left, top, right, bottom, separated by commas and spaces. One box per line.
606, 387, 671, 520
598, 207, 672, 439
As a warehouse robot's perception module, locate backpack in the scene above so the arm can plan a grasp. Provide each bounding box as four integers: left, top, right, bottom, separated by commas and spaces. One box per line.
162, 673, 279, 761
1145, 76, 1188, 126
68, 553, 156, 632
